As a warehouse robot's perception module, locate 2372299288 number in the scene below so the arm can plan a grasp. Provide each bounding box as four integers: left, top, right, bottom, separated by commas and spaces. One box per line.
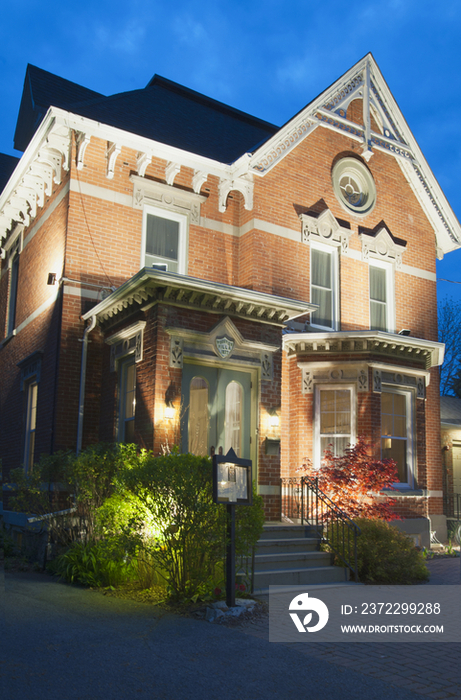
361, 602, 441, 614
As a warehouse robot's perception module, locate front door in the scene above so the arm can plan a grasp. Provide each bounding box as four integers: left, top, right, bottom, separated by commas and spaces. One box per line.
181, 363, 252, 459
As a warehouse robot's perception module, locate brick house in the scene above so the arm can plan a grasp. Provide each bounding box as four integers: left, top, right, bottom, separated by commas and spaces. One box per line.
440, 396, 461, 526
1, 54, 458, 546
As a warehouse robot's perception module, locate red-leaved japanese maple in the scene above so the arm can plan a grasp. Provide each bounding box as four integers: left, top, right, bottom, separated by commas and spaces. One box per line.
297, 437, 400, 521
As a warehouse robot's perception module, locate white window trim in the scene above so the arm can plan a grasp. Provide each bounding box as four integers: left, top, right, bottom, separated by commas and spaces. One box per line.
141, 204, 188, 274
310, 241, 339, 332
381, 386, 415, 489
314, 383, 356, 468
369, 258, 395, 333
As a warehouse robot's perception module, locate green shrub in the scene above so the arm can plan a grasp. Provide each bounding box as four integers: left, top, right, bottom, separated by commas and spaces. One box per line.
106, 450, 265, 599
9, 443, 136, 548
351, 519, 429, 584
52, 540, 136, 588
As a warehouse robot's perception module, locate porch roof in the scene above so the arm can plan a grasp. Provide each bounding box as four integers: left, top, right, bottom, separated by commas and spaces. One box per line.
282, 330, 445, 370
82, 268, 316, 327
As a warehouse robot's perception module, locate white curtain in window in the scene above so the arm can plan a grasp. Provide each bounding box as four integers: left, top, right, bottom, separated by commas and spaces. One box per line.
225, 381, 242, 457
189, 377, 209, 456
370, 266, 387, 331
319, 389, 351, 458
146, 215, 179, 263
311, 249, 332, 328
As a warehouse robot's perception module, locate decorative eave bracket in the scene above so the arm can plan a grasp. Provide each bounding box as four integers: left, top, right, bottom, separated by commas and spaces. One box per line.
218, 174, 254, 212
0, 125, 71, 243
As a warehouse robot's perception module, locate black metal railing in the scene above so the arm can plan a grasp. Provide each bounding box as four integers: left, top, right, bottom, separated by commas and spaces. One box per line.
280, 476, 361, 582
444, 492, 461, 520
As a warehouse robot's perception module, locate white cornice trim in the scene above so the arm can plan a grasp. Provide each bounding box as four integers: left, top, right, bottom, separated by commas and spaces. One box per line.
82, 268, 316, 326
50, 107, 243, 179
283, 330, 445, 368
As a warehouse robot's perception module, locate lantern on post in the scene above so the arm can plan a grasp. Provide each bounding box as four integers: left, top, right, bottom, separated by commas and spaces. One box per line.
212, 447, 252, 608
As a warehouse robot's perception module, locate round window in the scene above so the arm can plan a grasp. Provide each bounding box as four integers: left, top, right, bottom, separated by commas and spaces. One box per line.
332, 157, 376, 215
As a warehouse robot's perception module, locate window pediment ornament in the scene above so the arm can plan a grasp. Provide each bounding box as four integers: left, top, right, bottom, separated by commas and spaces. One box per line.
131, 175, 206, 225
360, 226, 406, 269
300, 208, 352, 255
372, 366, 426, 399
298, 363, 369, 395
105, 321, 146, 371
17, 351, 43, 391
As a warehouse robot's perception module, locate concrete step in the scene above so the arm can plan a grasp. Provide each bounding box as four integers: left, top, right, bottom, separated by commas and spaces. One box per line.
250, 565, 348, 589
253, 581, 359, 600
259, 524, 319, 540
254, 551, 332, 572
256, 537, 319, 554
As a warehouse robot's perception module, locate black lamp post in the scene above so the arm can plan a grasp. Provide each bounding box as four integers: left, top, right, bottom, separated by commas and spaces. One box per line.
212, 447, 252, 608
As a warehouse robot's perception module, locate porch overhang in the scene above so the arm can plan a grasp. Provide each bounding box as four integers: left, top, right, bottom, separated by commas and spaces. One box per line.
283, 330, 445, 370
82, 268, 316, 327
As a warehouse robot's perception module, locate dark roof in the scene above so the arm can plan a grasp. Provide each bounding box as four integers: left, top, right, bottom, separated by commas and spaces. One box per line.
13, 66, 278, 163
14, 65, 104, 151
0, 153, 20, 192
440, 396, 461, 425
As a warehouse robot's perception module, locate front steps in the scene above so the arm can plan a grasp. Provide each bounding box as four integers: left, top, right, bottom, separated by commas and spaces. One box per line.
249, 523, 350, 596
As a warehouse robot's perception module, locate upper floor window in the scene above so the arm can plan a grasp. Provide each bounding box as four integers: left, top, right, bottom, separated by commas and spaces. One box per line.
369, 261, 394, 333
310, 243, 338, 331
142, 205, 187, 274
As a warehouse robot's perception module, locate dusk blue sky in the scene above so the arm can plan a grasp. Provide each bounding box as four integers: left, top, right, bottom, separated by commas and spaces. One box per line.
1, 0, 461, 306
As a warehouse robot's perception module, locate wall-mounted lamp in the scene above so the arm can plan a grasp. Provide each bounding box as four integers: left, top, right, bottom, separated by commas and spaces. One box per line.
47, 272, 57, 286
383, 437, 392, 450
164, 403, 175, 420
398, 329, 411, 336
268, 408, 280, 428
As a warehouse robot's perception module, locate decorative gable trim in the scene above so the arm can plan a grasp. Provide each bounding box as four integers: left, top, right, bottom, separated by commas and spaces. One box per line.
248, 54, 461, 255
300, 209, 352, 255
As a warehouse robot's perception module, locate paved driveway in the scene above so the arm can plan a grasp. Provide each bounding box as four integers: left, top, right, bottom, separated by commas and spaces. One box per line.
1, 567, 427, 700
241, 558, 461, 700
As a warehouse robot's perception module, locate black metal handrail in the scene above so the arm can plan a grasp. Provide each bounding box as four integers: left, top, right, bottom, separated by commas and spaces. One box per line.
444, 492, 461, 520
280, 476, 361, 582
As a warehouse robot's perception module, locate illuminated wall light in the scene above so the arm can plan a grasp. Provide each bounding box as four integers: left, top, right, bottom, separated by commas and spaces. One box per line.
268, 408, 280, 428
164, 403, 175, 420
